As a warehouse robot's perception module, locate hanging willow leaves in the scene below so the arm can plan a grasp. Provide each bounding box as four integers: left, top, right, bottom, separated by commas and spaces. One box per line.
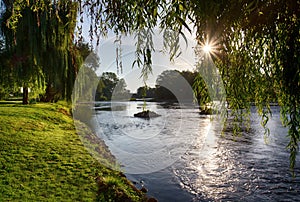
1, 0, 82, 103
2, 0, 300, 173
85, 0, 300, 173
56, 0, 300, 173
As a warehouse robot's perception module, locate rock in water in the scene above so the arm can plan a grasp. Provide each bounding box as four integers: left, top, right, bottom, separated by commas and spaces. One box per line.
147, 197, 158, 202
199, 108, 213, 115
134, 110, 161, 119
140, 187, 148, 193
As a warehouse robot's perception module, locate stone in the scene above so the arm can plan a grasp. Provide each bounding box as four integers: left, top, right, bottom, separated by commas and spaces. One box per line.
134, 110, 161, 119
140, 187, 148, 193
147, 198, 158, 202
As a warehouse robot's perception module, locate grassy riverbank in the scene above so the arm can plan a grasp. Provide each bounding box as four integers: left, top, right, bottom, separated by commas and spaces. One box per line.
0, 102, 145, 201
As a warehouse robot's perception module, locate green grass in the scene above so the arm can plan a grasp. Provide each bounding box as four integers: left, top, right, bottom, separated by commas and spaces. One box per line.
0, 102, 145, 201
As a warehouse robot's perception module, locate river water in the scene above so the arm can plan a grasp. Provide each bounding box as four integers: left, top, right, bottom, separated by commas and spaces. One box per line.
94, 101, 300, 201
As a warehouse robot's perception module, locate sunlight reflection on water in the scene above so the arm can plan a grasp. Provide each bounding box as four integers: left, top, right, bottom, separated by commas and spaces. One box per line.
173, 107, 300, 201
95, 101, 206, 174
95, 103, 300, 201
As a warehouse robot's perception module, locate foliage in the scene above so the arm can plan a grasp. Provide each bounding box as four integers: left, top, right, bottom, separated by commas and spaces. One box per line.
155, 69, 207, 104
81, 0, 299, 172
71, 42, 100, 106
78, 42, 100, 71
96, 72, 129, 101
112, 78, 130, 100
1, 0, 82, 103
211, 1, 300, 173
136, 86, 156, 99
0, 40, 16, 100
193, 73, 211, 109
134, 69, 207, 104
2, 0, 300, 172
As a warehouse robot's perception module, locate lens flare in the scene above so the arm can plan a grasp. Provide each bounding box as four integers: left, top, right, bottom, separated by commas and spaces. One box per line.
202, 44, 212, 53
199, 37, 220, 59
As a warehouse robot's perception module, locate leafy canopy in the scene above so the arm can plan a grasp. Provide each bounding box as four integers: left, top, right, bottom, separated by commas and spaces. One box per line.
81, 0, 300, 173
3, 0, 300, 172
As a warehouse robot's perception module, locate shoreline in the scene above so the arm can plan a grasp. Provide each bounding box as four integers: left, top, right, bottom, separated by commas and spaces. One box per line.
0, 102, 149, 201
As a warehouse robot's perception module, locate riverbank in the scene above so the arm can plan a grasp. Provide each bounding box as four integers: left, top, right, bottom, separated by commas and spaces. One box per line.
0, 102, 146, 201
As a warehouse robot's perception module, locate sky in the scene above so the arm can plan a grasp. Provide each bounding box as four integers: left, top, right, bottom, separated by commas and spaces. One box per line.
79, 20, 198, 93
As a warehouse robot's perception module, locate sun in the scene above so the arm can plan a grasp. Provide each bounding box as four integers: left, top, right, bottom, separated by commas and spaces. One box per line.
199, 37, 220, 58
202, 43, 212, 53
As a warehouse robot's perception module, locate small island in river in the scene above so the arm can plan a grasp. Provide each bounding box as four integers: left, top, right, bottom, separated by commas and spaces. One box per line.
134, 110, 161, 119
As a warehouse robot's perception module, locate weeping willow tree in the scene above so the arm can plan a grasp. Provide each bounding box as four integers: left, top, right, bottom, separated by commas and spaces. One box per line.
3, 0, 299, 172
0, 37, 17, 100
39, 1, 81, 102
190, 0, 299, 172
1, 0, 81, 103
80, 0, 300, 172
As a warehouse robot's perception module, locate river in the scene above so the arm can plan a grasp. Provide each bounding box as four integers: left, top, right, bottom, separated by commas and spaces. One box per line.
93, 101, 300, 201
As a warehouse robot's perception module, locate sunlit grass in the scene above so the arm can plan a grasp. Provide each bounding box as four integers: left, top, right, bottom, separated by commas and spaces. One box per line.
0, 102, 144, 201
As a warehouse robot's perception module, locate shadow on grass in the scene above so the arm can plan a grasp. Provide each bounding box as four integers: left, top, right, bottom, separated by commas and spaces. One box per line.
0, 101, 22, 105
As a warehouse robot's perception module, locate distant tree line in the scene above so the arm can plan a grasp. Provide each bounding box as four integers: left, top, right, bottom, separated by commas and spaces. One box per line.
94, 70, 207, 104
134, 69, 278, 106
133, 69, 207, 104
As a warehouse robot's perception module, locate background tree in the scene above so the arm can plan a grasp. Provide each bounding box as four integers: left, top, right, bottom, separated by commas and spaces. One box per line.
71, 41, 100, 103
96, 72, 128, 101
179, 70, 209, 107
136, 86, 156, 99
155, 70, 179, 101
112, 78, 130, 100
0, 38, 16, 100
1, 4, 42, 104
155, 69, 207, 103
1, 0, 80, 104
98, 72, 119, 100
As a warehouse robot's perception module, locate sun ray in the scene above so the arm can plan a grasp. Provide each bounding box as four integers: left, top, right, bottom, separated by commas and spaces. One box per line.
199, 36, 220, 59
203, 43, 212, 53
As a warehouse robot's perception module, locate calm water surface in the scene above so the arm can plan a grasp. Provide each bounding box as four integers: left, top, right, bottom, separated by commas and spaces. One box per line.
94, 102, 300, 201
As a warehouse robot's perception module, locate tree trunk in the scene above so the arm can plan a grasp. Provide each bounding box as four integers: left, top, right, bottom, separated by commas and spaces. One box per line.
23, 86, 29, 104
